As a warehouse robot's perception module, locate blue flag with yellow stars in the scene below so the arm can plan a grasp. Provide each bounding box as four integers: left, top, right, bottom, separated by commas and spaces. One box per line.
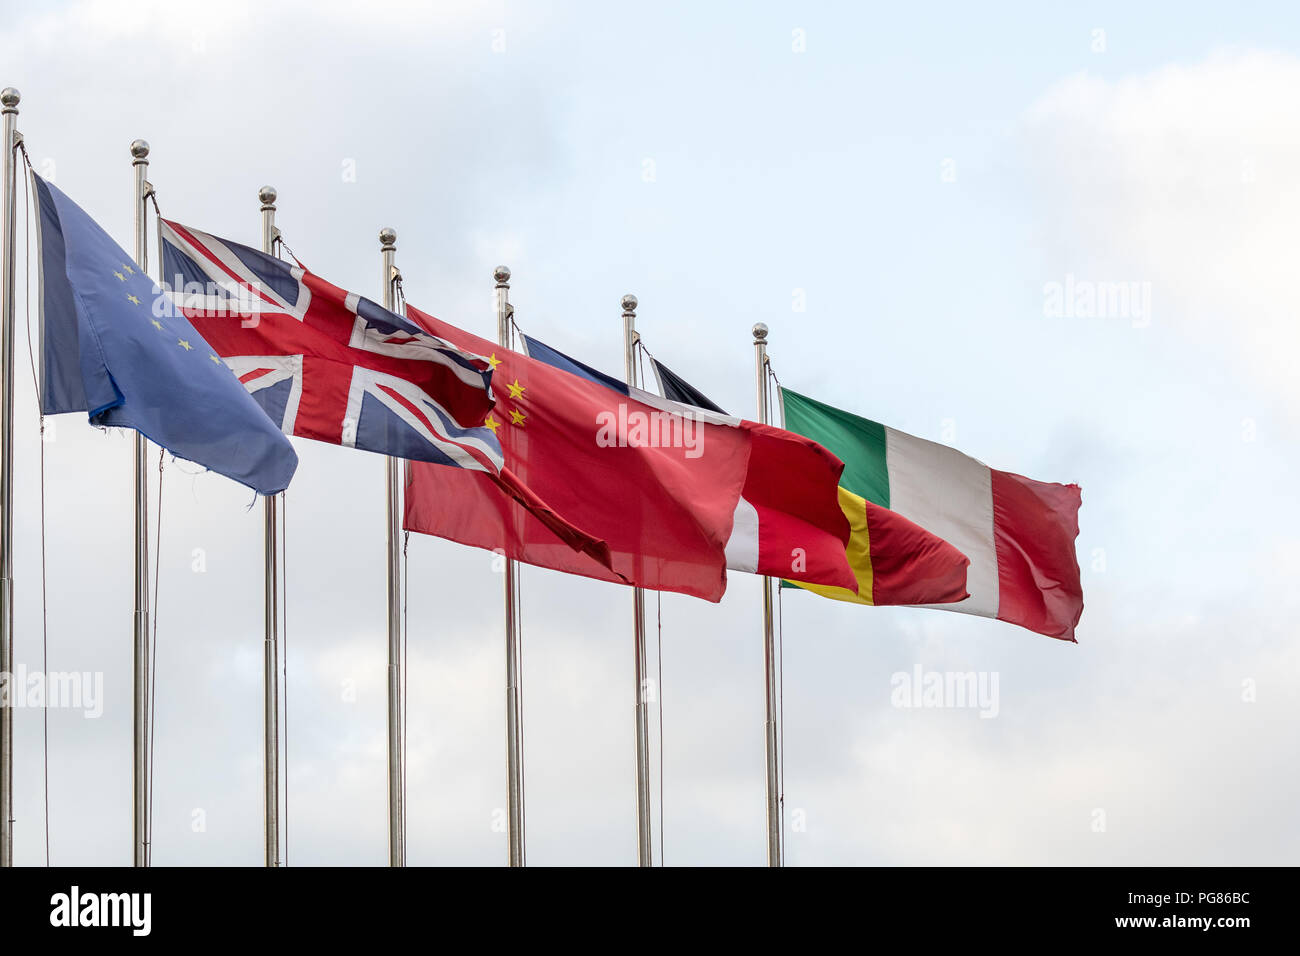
34, 174, 297, 494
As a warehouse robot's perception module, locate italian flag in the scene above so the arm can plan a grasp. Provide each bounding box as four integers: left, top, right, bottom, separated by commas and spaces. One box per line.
781, 389, 1084, 641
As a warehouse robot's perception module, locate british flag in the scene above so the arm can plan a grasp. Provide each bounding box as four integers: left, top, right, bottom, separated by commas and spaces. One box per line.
159, 218, 615, 568
159, 219, 502, 474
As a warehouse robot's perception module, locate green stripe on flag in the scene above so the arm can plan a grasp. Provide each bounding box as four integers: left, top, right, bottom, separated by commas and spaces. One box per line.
781, 388, 890, 508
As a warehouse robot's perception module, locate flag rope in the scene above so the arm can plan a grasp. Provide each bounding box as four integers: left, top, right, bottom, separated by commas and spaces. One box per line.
146, 447, 164, 865
281, 489, 290, 866
507, 313, 528, 866
768, 360, 787, 864
401, 529, 409, 856
393, 274, 410, 856
269, 230, 292, 867
656, 590, 664, 866
637, 338, 669, 865
17, 146, 51, 865
144, 201, 170, 866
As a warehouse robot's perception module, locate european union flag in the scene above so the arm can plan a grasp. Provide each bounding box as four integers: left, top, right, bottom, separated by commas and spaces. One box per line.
35, 174, 297, 494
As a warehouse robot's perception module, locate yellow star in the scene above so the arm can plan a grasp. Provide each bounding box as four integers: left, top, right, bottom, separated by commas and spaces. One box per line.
177, 339, 192, 351
122, 264, 134, 275
484, 414, 500, 434
126, 293, 141, 305
113, 271, 125, 281
487, 353, 502, 371
507, 379, 525, 400
151, 319, 163, 331
209, 354, 222, 365
509, 408, 526, 426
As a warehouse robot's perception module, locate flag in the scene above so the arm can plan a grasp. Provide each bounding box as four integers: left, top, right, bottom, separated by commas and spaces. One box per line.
402, 308, 858, 601
781, 388, 1083, 641
526, 338, 859, 591
159, 219, 612, 566
160, 219, 499, 458
35, 174, 297, 494
649, 357, 970, 608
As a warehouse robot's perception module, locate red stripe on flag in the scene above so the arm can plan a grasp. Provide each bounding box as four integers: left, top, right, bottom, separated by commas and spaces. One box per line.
864, 500, 970, 607
238, 368, 274, 384
743, 422, 857, 590
991, 470, 1083, 642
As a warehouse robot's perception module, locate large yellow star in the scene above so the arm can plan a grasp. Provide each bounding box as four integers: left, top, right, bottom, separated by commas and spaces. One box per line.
209, 354, 222, 365
487, 353, 502, 371
126, 293, 141, 305
113, 271, 125, 282
507, 379, 525, 400
484, 414, 500, 434
122, 264, 134, 275
177, 338, 192, 351
151, 319, 163, 331
509, 408, 526, 426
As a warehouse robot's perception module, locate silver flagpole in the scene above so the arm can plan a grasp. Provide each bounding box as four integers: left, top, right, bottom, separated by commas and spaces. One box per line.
259, 186, 281, 867
495, 265, 524, 867
381, 227, 405, 866
130, 138, 152, 868
752, 322, 781, 867
622, 294, 652, 866
0, 87, 20, 869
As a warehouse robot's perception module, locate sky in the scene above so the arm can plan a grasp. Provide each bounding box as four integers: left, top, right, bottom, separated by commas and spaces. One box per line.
1, 0, 1297, 866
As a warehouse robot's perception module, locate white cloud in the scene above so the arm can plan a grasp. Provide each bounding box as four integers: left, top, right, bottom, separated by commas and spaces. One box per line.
1024, 50, 1300, 424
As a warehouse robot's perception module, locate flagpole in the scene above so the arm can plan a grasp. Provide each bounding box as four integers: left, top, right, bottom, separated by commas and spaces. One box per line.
130, 138, 152, 868
753, 322, 781, 867
259, 186, 281, 868
495, 265, 525, 867
381, 227, 405, 867
622, 293, 652, 866
0, 86, 20, 869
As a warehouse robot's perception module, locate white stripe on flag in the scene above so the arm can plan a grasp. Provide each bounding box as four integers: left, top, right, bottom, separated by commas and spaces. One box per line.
884, 427, 999, 617
724, 496, 760, 574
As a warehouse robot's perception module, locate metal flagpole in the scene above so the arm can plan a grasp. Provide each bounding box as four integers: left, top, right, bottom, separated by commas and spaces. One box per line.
622, 293, 652, 866
381, 227, 405, 866
753, 322, 781, 867
259, 186, 281, 867
495, 265, 525, 867
130, 138, 152, 868
0, 86, 20, 869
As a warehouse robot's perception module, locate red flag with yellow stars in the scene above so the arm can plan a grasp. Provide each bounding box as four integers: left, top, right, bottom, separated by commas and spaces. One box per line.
402, 305, 857, 602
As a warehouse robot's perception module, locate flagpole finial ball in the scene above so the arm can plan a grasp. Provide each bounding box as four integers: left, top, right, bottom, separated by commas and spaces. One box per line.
0, 88, 19, 109
621, 294, 637, 313
129, 139, 150, 160
258, 185, 277, 205
379, 227, 397, 249
493, 265, 511, 284
753, 322, 769, 342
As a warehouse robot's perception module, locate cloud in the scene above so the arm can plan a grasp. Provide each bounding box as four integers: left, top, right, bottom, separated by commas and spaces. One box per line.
1023, 50, 1300, 425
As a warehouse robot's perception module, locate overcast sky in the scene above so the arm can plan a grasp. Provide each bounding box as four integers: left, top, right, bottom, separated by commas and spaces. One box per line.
1, 0, 1297, 865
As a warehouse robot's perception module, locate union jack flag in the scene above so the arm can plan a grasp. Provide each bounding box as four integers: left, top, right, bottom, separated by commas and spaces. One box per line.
159, 219, 501, 473
159, 218, 616, 569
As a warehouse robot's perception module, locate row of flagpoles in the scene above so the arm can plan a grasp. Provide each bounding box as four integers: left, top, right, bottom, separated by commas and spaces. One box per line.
0, 86, 790, 868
